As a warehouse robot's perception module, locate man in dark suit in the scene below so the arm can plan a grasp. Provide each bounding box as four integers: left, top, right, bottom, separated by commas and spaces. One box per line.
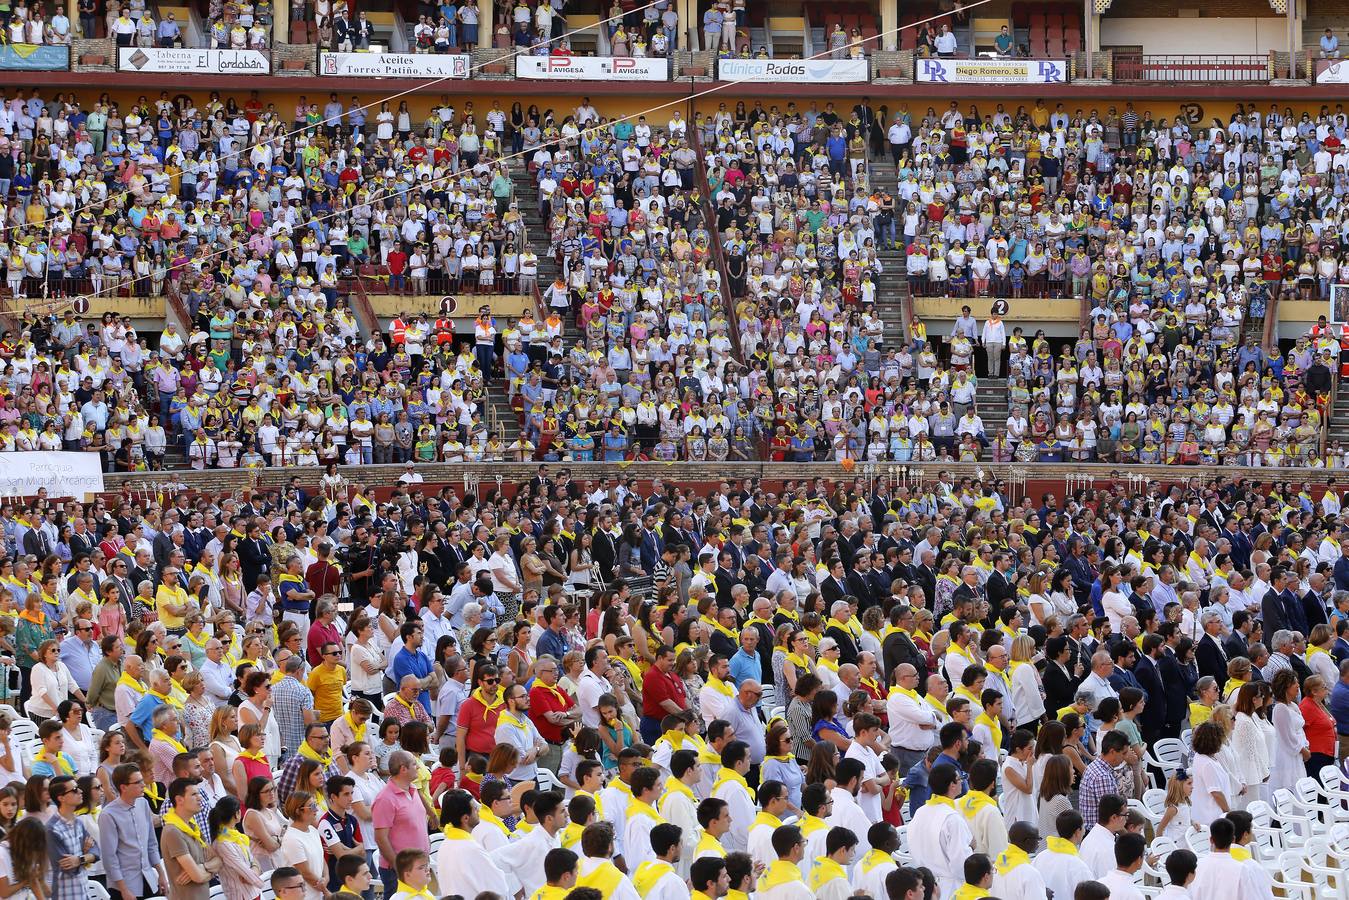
638, 513, 663, 576
882, 605, 927, 689
1107, 642, 1144, 696
236, 521, 270, 593
820, 558, 850, 607
985, 553, 1016, 612
1195, 613, 1229, 685
1224, 610, 1254, 660
1041, 636, 1080, 712
68, 522, 97, 559
1302, 572, 1331, 631
1262, 569, 1308, 637
1134, 635, 1168, 745
912, 550, 937, 606
1156, 629, 1191, 739
707, 606, 740, 659
824, 606, 860, 666
590, 519, 618, 583
845, 555, 877, 613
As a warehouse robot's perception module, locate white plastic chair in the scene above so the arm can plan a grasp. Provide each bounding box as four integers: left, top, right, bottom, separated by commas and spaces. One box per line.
1245, 800, 1288, 859
1292, 777, 1333, 825
1140, 835, 1176, 886
536, 768, 565, 792
1275, 850, 1341, 900
1143, 738, 1187, 788
1273, 789, 1316, 847
1316, 764, 1349, 812
1302, 836, 1349, 898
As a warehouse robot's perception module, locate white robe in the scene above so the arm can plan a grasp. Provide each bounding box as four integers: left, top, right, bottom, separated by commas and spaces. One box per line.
1034, 848, 1095, 900
642, 867, 692, 900
824, 788, 872, 849
624, 809, 661, 870
966, 803, 1009, 858
711, 780, 755, 853
577, 857, 641, 900
990, 861, 1047, 900
748, 820, 779, 872
1079, 824, 1117, 878
757, 873, 815, 900
436, 835, 510, 900
905, 802, 974, 898
599, 783, 632, 857
471, 820, 510, 853
658, 790, 699, 879
853, 856, 897, 900
1100, 868, 1146, 900
1191, 850, 1275, 900
489, 824, 558, 897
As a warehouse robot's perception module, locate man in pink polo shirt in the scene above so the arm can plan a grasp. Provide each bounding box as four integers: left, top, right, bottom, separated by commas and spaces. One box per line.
371, 750, 430, 897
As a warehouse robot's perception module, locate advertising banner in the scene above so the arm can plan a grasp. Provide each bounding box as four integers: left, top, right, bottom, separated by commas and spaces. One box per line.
718, 57, 869, 83
915, 57, 1067, 83
0, 453, 104, 500
516, 53, 667, 80
0, 44, 69, 71
320, 52, 470, 78
117, 47, 270, 74
1319, 60, 1349, 83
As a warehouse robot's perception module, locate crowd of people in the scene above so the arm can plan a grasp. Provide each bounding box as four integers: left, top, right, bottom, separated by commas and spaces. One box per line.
0, 469, 1345, 900
0, 90, 1348, 468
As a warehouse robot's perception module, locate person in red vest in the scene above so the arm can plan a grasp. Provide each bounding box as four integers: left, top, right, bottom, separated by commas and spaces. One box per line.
388, 311, 408, 347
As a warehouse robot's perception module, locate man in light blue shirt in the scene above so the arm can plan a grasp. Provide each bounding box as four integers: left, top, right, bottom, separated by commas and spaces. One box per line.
728, 628, 761, 687
59, 619, 98, 693
1322, 28, 1341, 58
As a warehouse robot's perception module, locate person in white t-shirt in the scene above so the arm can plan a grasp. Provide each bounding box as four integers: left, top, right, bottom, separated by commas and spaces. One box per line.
842, 714, 887, 821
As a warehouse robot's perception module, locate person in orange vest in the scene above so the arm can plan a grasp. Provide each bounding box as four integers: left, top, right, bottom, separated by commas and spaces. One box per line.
389, 311, 408, 347
435, 313, 456, 347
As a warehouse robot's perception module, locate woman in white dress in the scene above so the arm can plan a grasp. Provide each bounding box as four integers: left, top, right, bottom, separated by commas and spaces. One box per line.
1009, 635, 1045, 728
1000, 729, 1036, 825
1269, 668, 1310, 797
57, 700, 97, 776
237, 671, 282, 766
1229, 683, 1271, 809
1190, 720, 1233, 826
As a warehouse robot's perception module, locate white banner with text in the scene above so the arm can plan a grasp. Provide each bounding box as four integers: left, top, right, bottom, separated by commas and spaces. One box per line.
118, 47, 270, 74
0, 452, 105, 499
915, 57, 1067, 83
718, 58, 869, 82
516, 53, 667, 80
320, 52, 470, 78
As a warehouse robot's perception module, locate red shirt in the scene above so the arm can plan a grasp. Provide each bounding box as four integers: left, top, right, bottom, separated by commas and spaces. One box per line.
457, 691, 504, 755
1302, 696, 1336, 757
641, 666, 687, 718
306, 620, 342, 666
529, 681, 575, 744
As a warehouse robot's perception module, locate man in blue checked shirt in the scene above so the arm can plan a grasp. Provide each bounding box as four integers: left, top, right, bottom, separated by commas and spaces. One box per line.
46, 774, 99, 900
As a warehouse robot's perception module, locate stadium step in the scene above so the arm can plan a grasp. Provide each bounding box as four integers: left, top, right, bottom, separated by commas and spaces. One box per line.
975, 377, 1009, 433
1328, 387, 1349, 447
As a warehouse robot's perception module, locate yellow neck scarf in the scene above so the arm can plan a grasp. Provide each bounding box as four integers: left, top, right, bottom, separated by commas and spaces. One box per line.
962, 789, 999, 821
297, 741, 333, 768
712, 767, 755, 802
478, 805, 512, 836
625, 796, 663, 823
632, 861, 676, 897
808, 857, 849, 893
758, 860, 803, 892
343, 712, 366, 743
116, 672, 144, 696
1046, 836, 1079, 856
705, 674, 734, 697
152, 729, 187, 754
951, 885, 990, 900
785, 651, 812, 670
660, 776, 696, 808
216, 827, 252, 852
975, 712, 1003, 750
164, 809, 205, 847
1225, 677, 1247, 697
751, 810, 782, 833
1229, 845, 1252, 862
695, 830, 726, 857
149, 689, 183, 711
817, 656, 840, 673
995, 844, 1030, 874
34, 748, 73, 775
396, 881, 436, 900
889, 684, 919, 702
927, 794, 958, 810
799, 814, 830, 836
861, 848, 895, 873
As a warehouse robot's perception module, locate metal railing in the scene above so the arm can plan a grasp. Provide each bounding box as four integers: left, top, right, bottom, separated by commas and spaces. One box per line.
1112, 53, 1270, 82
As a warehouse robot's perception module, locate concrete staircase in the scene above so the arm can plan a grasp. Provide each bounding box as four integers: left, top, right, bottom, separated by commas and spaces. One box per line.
1328, 381, 1349, 448
868, 163, 909, 351
975, 376, 1008, 437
